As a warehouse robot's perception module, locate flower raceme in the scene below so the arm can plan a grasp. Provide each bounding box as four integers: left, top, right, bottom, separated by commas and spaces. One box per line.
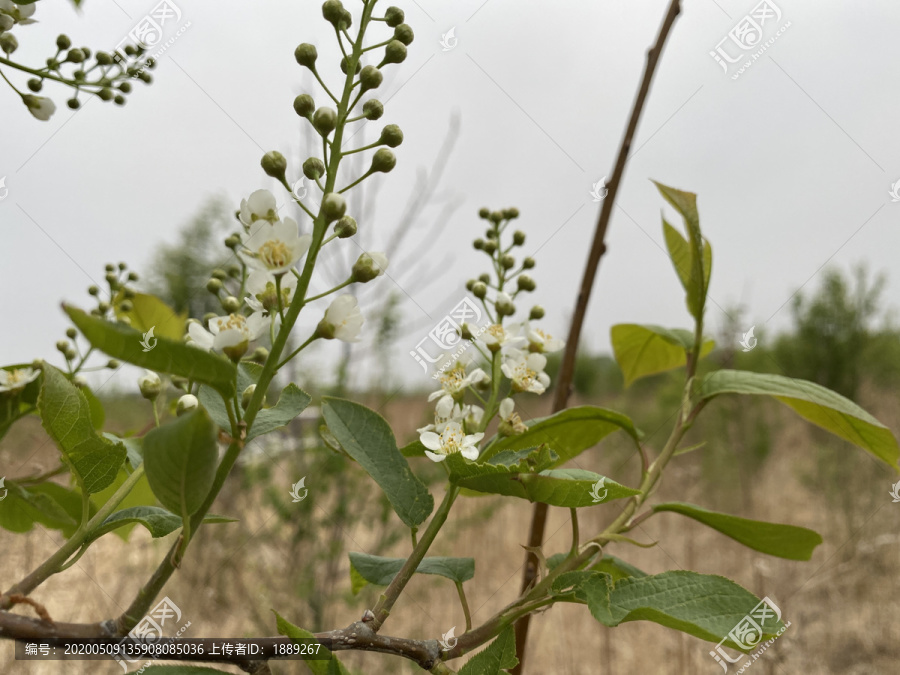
188, 312, 268, 360
420, 421, 484, 463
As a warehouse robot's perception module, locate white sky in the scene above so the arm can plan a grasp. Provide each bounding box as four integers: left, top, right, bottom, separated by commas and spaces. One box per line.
1, 0, 899, 393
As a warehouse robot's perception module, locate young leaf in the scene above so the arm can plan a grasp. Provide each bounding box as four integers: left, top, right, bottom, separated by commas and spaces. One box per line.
88, 506, 234, 543
458, 626, 518, 675
248, 383, 312, 440
322, 397, 434, 527
114, 292, 187, 341
273, 611, 351, 675
0, 482, 84, 536
590, 554, 648, 581
611, 324, 715, 387
653, 502, 822, 560
348, 552, 474, 593
143, 408, 219, 519
65, 305, 236, 398
481, 406, 642, 466
38, 364, 125, 493
698, 370, 900, 468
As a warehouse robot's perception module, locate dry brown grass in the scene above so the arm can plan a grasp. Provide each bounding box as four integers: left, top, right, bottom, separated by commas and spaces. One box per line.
3, 387, 900, 674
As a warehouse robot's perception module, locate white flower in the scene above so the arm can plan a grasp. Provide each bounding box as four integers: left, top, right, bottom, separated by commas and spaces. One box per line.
420, 422, 484, 463
480, 323, 527, 353
0, 1, 36, 23
319, 295, 364, 342
0, 367, 39, 393
498, 397, 528, 435
240, 218, 311, 275
502, 352, 550, 394
188, 312, 267, 359
22, 95, 56, 122
245, 269, 297, 313
516, 322, 565, 353
239, 189, 278, 227
499, 398, 515, 419
417, 399, 470, 435
428, 363, 489, 409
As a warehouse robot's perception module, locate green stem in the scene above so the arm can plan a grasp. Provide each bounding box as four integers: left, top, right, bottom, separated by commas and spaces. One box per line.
305, 277, 353, 303
276, 334, 318, 370
455, 581, 472, 632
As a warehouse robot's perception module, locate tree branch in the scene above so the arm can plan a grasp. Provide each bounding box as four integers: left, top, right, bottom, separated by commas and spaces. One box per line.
512, 1, 684, 672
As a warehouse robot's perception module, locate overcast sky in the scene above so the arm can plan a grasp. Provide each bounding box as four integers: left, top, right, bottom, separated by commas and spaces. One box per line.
1, 0, 899, 393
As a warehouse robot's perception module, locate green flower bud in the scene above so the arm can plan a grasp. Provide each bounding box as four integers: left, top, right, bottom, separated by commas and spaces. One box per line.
138, 370, 161, 400
322, 0, 349, 27
98, 88, 114, 101
359, 65, 383, 92
351, 251, 389, 283
293, 93, 315, 117
500, 254, 515, 270
202, 312, 217, 325
211, 268, 228, 280
340, 56, 361, 74
123, 287, 136, 299
119, 300, 133, 313
72, 374, 88, 388
221, 296, 241, 313
0, 33, 18, 55
46, 57, 60, 70
496, 298, 516, 317
98, 301, 110, 313
529, 305, 545, 320
73, 70, 87, 82
485, 228, 497, 239
114, 95, 126, 106
513, 230, 526, 245
0, 14, 13, 31
321, 192, 347, 222
384, 6, 404, 27
127, 271, 139, 282
363, 98, 383, 120
503, 207, 520, 219
478, 273, 491, 284
517, 274, 536, 292
370, 147, 396, 173
27, 78, 42, 92
81, 47, 92, 59
490, 210, 503, 223
339, 9, 353, 29
206, 278, 223, 294
66, 48, 86, 63
56, 340, 69, 353
56, 34, 72, 50
64, 346, 78, 361
294, 43, 318, 69
482, 240, 497, 255
379, 124, 403, 147
382, 40, 407, 65
66, 328, 77, 339
522, 257, 535, 269
461, 323, 474, 340
224, 234, 241, 249
176, 394, 199, 416
334, 215, 357, 238
313, 106, 337, 136
478, 207, 490, 219
473, 238, 484, 250
472, 281, 488, 299
67, 98, 80, 110
394, 24, 415, 46
261, 150, 288, 182
88, 285, 99, 296
118, 81, 132, 93
96, 51, 113, 65
241, 384, 256, 410
303, 157, 326, 180
251, 347, 269, 364
107, 359, 120, 369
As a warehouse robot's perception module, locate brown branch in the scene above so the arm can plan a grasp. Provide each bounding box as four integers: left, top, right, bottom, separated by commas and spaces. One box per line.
511, 2, 684, 672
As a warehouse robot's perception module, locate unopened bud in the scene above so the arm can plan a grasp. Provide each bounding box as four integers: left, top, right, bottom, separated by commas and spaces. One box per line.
503, 207, 520, 219
293, 94, 315, 117
56, 34, 72, 50
382, 40, 407, 65
500, 254, 515, 270
384, 6, 404, 27
472, 281, 487, 299
380, 124, 403, 147
478, 273, 491, 284
340, 56, 361, 75
171, 376, 189, 392
351, 251, 388, 283
66, 48, 86, 63
212, 268, 228, 280
176, 394, 199, 416
251, 347, 269, 364
513, 230, 526, 245
490, 211, 503, 223
138, 370, 161, 400
482, 240, 497, 255
303, 157, 326, 180
478, 207, 490, 219
261, 151, 288, 182
119, 300, 133, 313
313, 106, 337, 136
224, 234, 241, 249
473, 239, 484, 250
206, 278, 223, 294
522, 257, 535, 269
321, 193, 347, 222
107, 359, 120, 369
66, 328, 77, 339
0, 33, 18, 55
72, 375, 88, 388
221, 296, 241, 313
294, 43, 318, 69
529, 305, 545, 320
370, 148, 396, 173
517, 274, 536, 292
65, 347, 77, 360
359, 65, 383, 92
56, 340, 69, 353
363, 99, 384, 120
241, 384, 256, 410
334, 215, 357, 238
394, 24, 414, 45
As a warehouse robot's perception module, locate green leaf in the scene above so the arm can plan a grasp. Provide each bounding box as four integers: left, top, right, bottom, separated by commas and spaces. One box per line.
38, 364, 125, 493
400, 438, 427, 457
482, 406, 642, 467
698, 370, 900, 468
198, 362, 263, 430
143, 408, 219, 519
81, 387, 105, 430
459, 626, 518, 675
65, 305, 236, 398
0, 482, 85, 536
114, 292, 186, 341
611, 324, 715, 387
88, 506, 234, 542
273, 611, 351, 675
591, 554, 648, 581
0, 364, 42, 442
653, 502, 822, 560
348, 552, 474, 594
140, 668, 235, 674
90, 463, 155, 540
322, 397, 433, 527
248, 383, 312, 440
448, 452, 640, 507
584, 571, 784, 650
